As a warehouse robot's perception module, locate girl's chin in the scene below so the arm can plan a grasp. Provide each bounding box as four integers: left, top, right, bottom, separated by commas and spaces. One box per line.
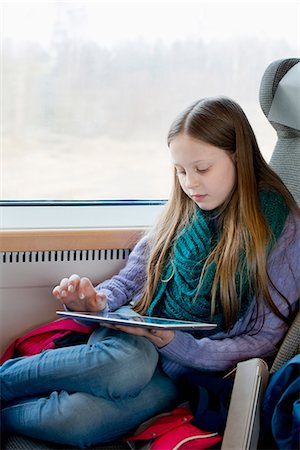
195, 201, 223, 212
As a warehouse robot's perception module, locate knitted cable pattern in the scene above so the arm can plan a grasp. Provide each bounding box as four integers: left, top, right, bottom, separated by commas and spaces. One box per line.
148, 191, 289, 335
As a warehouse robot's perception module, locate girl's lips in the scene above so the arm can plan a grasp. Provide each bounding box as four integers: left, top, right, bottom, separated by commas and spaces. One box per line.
192, 194, 207, 200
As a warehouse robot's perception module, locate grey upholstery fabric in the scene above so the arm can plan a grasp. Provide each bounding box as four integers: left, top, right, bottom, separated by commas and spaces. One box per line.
259, 58, 300, 205
1, 433, 129, 450
270, 310, 300, 374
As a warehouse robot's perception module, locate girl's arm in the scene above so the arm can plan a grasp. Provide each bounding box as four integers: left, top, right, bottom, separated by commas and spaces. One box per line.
159, 296, 296, 375
95, 235, 150, 311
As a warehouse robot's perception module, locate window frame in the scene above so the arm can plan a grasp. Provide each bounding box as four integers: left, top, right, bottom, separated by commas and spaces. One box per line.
0, 199, 166, 229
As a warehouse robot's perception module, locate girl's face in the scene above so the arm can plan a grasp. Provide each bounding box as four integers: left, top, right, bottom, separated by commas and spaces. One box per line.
170, 134, 236, 211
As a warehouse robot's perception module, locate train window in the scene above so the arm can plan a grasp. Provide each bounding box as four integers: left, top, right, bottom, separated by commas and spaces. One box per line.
2, 1, 299, 201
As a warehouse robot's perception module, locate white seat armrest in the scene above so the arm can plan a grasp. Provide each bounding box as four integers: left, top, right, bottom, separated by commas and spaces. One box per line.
221, 358, 269, 450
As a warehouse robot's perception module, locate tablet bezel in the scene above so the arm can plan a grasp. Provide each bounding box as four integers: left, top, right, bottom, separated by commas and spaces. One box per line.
56, 310, 217, 331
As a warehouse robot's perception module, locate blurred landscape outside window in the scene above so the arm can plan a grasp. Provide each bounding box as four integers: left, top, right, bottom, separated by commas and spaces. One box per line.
1, 1, 299, 200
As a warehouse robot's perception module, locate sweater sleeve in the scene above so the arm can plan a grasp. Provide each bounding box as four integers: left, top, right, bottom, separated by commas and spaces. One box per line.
95, 235, 150, 311
159, 212, 300, 376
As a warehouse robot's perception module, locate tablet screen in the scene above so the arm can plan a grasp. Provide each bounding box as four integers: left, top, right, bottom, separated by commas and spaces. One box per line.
56, 310, 217, 331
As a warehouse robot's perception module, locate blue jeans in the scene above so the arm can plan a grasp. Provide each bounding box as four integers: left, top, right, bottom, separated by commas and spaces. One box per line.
1, 325, 179, 448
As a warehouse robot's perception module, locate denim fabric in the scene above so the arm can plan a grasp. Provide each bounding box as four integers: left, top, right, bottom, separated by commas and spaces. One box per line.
1, 322, 179, 448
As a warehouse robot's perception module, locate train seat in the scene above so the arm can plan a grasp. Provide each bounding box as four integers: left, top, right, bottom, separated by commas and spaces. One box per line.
222, 57, 300, 450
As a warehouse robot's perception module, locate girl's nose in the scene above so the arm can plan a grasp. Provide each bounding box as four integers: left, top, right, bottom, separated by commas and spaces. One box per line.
185, 172, 199, 189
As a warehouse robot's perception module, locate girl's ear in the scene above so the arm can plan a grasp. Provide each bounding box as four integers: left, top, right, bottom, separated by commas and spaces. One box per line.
227, 151, 237, 165
231, 152, 237, 164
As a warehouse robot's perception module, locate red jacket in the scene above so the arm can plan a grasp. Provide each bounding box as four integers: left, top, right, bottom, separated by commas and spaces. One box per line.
1, 318, 97, 364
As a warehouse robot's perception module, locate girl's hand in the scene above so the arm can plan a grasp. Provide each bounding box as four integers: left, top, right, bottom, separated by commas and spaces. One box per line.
108, 324, 175, 348
52, 274, 107, 312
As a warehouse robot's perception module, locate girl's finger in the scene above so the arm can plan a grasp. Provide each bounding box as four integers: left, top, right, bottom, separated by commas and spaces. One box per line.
79, 277, 95, 299
59, 278, 69, 288
57, 278, 70, 297
67, 274, 80, 293
52, 286, 60, 298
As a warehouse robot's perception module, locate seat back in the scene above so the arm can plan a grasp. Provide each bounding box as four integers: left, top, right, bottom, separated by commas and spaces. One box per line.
270, 309, 300, 373
259, 57, 300, 368
222, 58, 300, 450
259, 57, 300, 205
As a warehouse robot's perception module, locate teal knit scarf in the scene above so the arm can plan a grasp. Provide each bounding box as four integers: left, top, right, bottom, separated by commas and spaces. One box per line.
148, 191, 289, 334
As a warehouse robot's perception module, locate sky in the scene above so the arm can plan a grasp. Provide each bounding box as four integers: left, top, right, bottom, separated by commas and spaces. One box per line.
2, 0, 299, 50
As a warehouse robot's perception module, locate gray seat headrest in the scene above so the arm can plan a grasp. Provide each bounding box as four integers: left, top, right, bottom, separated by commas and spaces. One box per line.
259, 58, 300, 205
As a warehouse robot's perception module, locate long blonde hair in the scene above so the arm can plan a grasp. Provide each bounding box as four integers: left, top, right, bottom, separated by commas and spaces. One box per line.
134, 97, 298, 329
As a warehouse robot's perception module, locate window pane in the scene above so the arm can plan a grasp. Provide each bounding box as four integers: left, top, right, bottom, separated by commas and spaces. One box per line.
2, 1, 299, 200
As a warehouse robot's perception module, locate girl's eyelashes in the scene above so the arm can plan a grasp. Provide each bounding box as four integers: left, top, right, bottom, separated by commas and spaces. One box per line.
175, 167, 209, 175
196, 167, 209, 173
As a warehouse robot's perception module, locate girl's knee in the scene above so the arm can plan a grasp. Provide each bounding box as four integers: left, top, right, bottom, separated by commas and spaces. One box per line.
90, 333, 159, 399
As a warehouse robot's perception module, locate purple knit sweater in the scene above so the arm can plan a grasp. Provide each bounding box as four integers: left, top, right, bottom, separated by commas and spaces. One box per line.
96, 212, 300, 378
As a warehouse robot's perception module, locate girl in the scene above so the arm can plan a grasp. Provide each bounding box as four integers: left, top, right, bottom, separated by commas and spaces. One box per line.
1, 97, 299, 448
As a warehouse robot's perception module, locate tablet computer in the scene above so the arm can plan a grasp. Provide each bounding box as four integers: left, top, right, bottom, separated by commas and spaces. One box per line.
56, 310, 217, 331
